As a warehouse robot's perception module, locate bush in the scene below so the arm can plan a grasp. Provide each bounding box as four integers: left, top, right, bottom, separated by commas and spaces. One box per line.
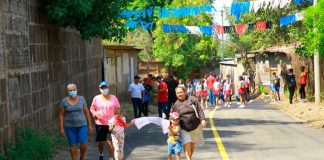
1, 128, 67, 160
260, 86, 268, 95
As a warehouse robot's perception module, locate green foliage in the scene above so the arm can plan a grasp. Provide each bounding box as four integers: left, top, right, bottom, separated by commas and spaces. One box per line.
260, 86, 268, 95
152, 0, 217, 77
300, 0, 324, 56
1, 128, 67, 160
226, 3, 310, 54
44, 0, 129, 41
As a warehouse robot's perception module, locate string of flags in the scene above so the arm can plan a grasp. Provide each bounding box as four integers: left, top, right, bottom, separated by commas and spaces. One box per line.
279, 12, 304, 26
230, 0, 312, 22
125, 20, 154, 30
120, 5, 215, 20
162, 21, 272, 35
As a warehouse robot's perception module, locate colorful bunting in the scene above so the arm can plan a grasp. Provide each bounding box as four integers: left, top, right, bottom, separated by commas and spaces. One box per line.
213, 26, 224, 34
163, 24, 214, 35
234, 24, 248, 35
121, 6, 215, 20
256, 21, 267, 31
294, 0, 313, 5
163, 21, 272, 35
230, 2, 251, 22
126, 20, 153, 30
279, 12, 304, 27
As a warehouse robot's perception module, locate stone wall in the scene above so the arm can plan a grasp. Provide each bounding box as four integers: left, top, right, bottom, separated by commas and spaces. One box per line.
0, 0, 103, 152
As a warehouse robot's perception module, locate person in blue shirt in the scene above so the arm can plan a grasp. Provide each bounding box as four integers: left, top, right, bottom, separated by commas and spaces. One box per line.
143, 78, 153, 117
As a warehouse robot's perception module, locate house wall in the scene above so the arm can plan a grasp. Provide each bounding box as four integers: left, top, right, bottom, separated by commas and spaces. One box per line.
0, 0, 103, 152
104, 48, 139, 101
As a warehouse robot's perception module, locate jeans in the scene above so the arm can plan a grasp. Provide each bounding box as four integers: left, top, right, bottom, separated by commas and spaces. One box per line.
143, 101, 149, 117
208, 89, 215, 105
158, 102, 169, 118
132, 98, 143, 118
299, 84, 306, 99
288, 85, 296, 104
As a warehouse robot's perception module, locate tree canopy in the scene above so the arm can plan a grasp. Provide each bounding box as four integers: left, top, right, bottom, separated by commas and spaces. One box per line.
301, 0, 324, 56
44, 0, 129, 41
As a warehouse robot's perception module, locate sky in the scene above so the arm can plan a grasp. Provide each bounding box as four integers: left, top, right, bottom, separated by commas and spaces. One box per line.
211, 0, 233, 25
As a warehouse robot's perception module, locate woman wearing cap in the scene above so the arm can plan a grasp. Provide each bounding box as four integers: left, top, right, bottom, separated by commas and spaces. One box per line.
59, 83, 93, 160
90, 81, 120, 160
172, 86, 207, 160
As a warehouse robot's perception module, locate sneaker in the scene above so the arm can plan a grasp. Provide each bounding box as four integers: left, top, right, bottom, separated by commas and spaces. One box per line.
238, 105, 245, 108
227, 104, 231, 108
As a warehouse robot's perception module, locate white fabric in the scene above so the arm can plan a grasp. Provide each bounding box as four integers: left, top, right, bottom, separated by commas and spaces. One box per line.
271, 0, 281, 9
280, 0, 291, 8
185, 26, 202, 35
251, 1, 263, 12
213, 81, 221, 90
295, 12, 305, 21
196, 84, 202, 92
203, 81, 208, 91
134, 117, 170, 134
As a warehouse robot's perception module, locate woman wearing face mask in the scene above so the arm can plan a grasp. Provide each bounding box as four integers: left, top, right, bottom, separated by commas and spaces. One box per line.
90, 81, 120, 160
59, 83, 93, 160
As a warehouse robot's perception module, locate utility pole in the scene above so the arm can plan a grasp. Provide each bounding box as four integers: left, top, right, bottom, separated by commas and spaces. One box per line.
221, 10, 225, 62
313, 0, 321, 104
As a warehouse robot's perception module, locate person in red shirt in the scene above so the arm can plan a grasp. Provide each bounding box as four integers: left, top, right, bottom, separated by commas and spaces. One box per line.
299, 66, 309, 102
206, 72, 216, 106
157, 76, 169, 118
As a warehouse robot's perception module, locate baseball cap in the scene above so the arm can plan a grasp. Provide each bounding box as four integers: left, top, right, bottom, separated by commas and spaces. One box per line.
169, 112, 180, 120
99, 81, 109, 87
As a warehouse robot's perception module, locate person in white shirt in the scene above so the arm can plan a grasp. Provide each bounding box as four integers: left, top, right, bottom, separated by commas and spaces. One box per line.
213, 78, 222, 108
128, 75, 145, 118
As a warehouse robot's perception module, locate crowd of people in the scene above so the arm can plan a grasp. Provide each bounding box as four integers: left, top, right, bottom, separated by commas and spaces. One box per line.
58, 66, 309, 160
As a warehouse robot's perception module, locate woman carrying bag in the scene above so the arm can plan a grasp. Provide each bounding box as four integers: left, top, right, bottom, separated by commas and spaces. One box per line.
172, 86, 207, 160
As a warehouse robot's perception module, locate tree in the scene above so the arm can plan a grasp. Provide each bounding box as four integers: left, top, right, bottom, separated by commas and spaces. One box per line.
44, 0, 129, 41
152, 0, 218, 78
301, 0, 324, 56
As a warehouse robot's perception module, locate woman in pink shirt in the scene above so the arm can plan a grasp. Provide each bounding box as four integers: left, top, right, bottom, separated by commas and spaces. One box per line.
91, 81, 120, 160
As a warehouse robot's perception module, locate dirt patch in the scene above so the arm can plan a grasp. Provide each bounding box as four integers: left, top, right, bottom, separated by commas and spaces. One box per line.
258, 94, 324, 129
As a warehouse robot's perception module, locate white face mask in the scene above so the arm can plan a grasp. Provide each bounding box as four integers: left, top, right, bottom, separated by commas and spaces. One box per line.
100, 88, 109, 95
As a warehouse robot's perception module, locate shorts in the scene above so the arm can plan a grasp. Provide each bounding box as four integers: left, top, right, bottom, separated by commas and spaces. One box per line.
167, 141, 183, 155
95, 125, 112, 142
238, 88, 246, 95
179, 129, 192, 145
65, 125, 88, 146
224, 90, 232, 96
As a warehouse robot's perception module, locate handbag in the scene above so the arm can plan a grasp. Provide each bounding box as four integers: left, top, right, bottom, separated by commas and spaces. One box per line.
190, 104, 204, 146
191, 104, 200, 119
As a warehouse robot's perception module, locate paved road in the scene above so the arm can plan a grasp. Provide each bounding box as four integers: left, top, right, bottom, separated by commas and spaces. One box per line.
55, 101, 324, 160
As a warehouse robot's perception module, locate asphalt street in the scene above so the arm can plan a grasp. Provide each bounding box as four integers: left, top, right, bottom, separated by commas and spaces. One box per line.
55, 100, 324, 160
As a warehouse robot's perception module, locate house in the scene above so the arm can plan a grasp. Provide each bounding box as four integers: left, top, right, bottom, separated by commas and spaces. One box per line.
220, 45, 293, 93
103, 45, 142, 101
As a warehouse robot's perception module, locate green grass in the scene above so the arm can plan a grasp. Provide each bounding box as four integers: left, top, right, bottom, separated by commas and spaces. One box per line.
0, 128, 68, 160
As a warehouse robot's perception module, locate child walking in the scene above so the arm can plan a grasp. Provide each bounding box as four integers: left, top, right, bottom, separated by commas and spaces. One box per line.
223, 79, 232, 107
167, 112, 183, 160
108, 108, 134, 160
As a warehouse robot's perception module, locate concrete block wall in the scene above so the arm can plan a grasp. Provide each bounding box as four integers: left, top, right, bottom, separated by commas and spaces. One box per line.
0, 0, 103, 152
